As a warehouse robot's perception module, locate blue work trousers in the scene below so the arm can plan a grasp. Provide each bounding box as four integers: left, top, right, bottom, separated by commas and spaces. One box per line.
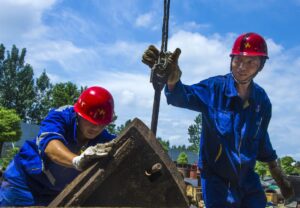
201, 173, 267, 208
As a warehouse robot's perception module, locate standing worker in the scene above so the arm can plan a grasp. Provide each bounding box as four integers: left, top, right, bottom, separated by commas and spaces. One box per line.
0, 86, 117, 206
142, 32, 294, 207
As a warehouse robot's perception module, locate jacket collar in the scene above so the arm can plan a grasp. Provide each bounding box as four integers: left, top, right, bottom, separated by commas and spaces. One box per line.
225, 73, 256, 102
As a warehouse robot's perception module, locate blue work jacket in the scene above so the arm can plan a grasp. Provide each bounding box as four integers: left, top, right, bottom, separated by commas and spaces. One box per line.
165, 74, 277, 189
2, 105, 116, 205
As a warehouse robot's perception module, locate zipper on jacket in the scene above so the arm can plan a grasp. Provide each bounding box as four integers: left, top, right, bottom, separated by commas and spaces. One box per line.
238, 137, 242, 170
254, 117, 263, 138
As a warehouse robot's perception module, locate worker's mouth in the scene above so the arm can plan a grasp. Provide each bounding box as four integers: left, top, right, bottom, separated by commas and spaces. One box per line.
86, 130, 98, 137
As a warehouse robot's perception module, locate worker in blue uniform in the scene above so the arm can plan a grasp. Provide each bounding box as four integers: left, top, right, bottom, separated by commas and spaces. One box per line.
0, 86, 117, 206
142, 32, 294, 207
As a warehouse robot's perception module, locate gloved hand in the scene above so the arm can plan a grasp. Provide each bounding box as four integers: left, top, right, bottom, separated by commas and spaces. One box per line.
166, 48, 182, 86
72, 140, 116, 171
142, 45, 182, 86
142, 45, 159, 68
268, 162, 294, 199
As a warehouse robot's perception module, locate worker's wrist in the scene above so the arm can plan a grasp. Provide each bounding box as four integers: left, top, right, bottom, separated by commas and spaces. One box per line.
167, 83, 176, 91
72, 155, 82, 171
267, 160, 278, 169
269, 166, 286, 185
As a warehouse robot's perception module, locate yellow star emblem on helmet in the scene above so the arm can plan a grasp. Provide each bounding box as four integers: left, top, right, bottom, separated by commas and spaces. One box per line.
245, 42, 251, 48
94, 108, 106, 119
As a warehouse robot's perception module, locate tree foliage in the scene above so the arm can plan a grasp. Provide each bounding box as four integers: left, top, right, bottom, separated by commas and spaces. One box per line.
171, 144, 188, 152
0, 44, 35, 122
51, 82, 80, 108
187, 114, 202, 153
116, 119, 132, 134
29, 70, 53, 124
157, 137, 170, 152
177, 152, 188, 165
255, 156, 300, 178
107, 116, 132, 135
0, 106, 21, 156
255, 161, 269, 178
280, 156, 298, 175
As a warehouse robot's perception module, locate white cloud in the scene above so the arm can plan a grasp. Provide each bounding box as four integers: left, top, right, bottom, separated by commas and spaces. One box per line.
135, 12, 153, 27
266, 38, 284, 56
176, 21, 211, 32
0, 0, 56, 44
120, 90, 135, 105
28, 40, 83, 65
168, 31, 231, 83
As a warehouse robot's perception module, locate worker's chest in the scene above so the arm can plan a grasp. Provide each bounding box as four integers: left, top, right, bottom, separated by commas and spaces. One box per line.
208, 99, 265, 151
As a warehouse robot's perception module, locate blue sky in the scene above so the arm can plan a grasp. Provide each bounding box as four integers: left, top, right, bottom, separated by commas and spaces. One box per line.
1, 0, 300, 160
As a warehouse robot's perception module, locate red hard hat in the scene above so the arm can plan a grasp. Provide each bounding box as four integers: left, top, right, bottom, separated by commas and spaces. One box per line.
74, 86, 114, 125
230, 32, 268, 58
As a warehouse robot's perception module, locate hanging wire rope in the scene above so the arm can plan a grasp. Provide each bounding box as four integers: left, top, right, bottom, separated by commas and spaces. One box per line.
150, 0, 171, 136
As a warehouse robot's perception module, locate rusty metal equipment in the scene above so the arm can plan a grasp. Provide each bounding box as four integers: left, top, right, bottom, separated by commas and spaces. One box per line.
49, 118, 189, 207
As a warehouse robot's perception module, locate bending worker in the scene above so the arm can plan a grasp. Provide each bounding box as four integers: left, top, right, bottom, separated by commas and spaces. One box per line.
142, 32, 294, 207
0, 86, 116, 206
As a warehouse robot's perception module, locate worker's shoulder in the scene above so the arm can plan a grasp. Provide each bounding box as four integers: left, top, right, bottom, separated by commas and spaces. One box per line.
43, 105, 76, 125
53, 105, 74, 113
47, 105, 75, 117
252, 82, 271, 105
198, 74, 229, 89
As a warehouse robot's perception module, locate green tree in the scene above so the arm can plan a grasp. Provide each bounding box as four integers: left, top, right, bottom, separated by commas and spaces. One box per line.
280, 156, 297, 175
171, 144, 188, 152
107, 117, 132, 135
177, 152, 188, 165
255, 161, 268, 179
29, 70, 53, 124
0, 146, 19, 170
157, 137, 170, 152
116, 119, 132, 134
0, 107, 21, 157
51, 82, 80, 108
107, 115, 118, 134
187, 114, 202, 153
0, 44, 35, 122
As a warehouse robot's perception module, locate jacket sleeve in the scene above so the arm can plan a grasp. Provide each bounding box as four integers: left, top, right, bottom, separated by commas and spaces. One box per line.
257, 102, 278, 162
164, 79, 212, 113
36, 107, 71, 158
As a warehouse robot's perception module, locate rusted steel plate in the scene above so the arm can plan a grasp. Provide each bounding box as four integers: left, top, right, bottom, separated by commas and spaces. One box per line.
49, 118, 189, 207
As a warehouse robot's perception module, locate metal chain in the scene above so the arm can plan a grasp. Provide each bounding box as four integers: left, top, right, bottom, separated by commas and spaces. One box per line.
150, 0, 171, 136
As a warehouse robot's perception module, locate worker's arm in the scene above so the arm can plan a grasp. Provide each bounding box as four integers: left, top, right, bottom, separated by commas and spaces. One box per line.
267, 160, 294, 199
45, 139, 116, 171
45, 139, 77, 168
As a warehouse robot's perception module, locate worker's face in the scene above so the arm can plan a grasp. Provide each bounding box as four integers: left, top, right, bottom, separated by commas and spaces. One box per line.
77, 116, 106, 139
231, 55, 261, 83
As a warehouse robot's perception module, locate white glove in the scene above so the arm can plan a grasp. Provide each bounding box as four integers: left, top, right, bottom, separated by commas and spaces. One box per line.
72, 141, 115, 171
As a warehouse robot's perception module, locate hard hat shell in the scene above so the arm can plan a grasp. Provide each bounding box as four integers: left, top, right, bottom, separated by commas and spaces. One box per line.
230, 32, 268, 58
74, 86, 114, 125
